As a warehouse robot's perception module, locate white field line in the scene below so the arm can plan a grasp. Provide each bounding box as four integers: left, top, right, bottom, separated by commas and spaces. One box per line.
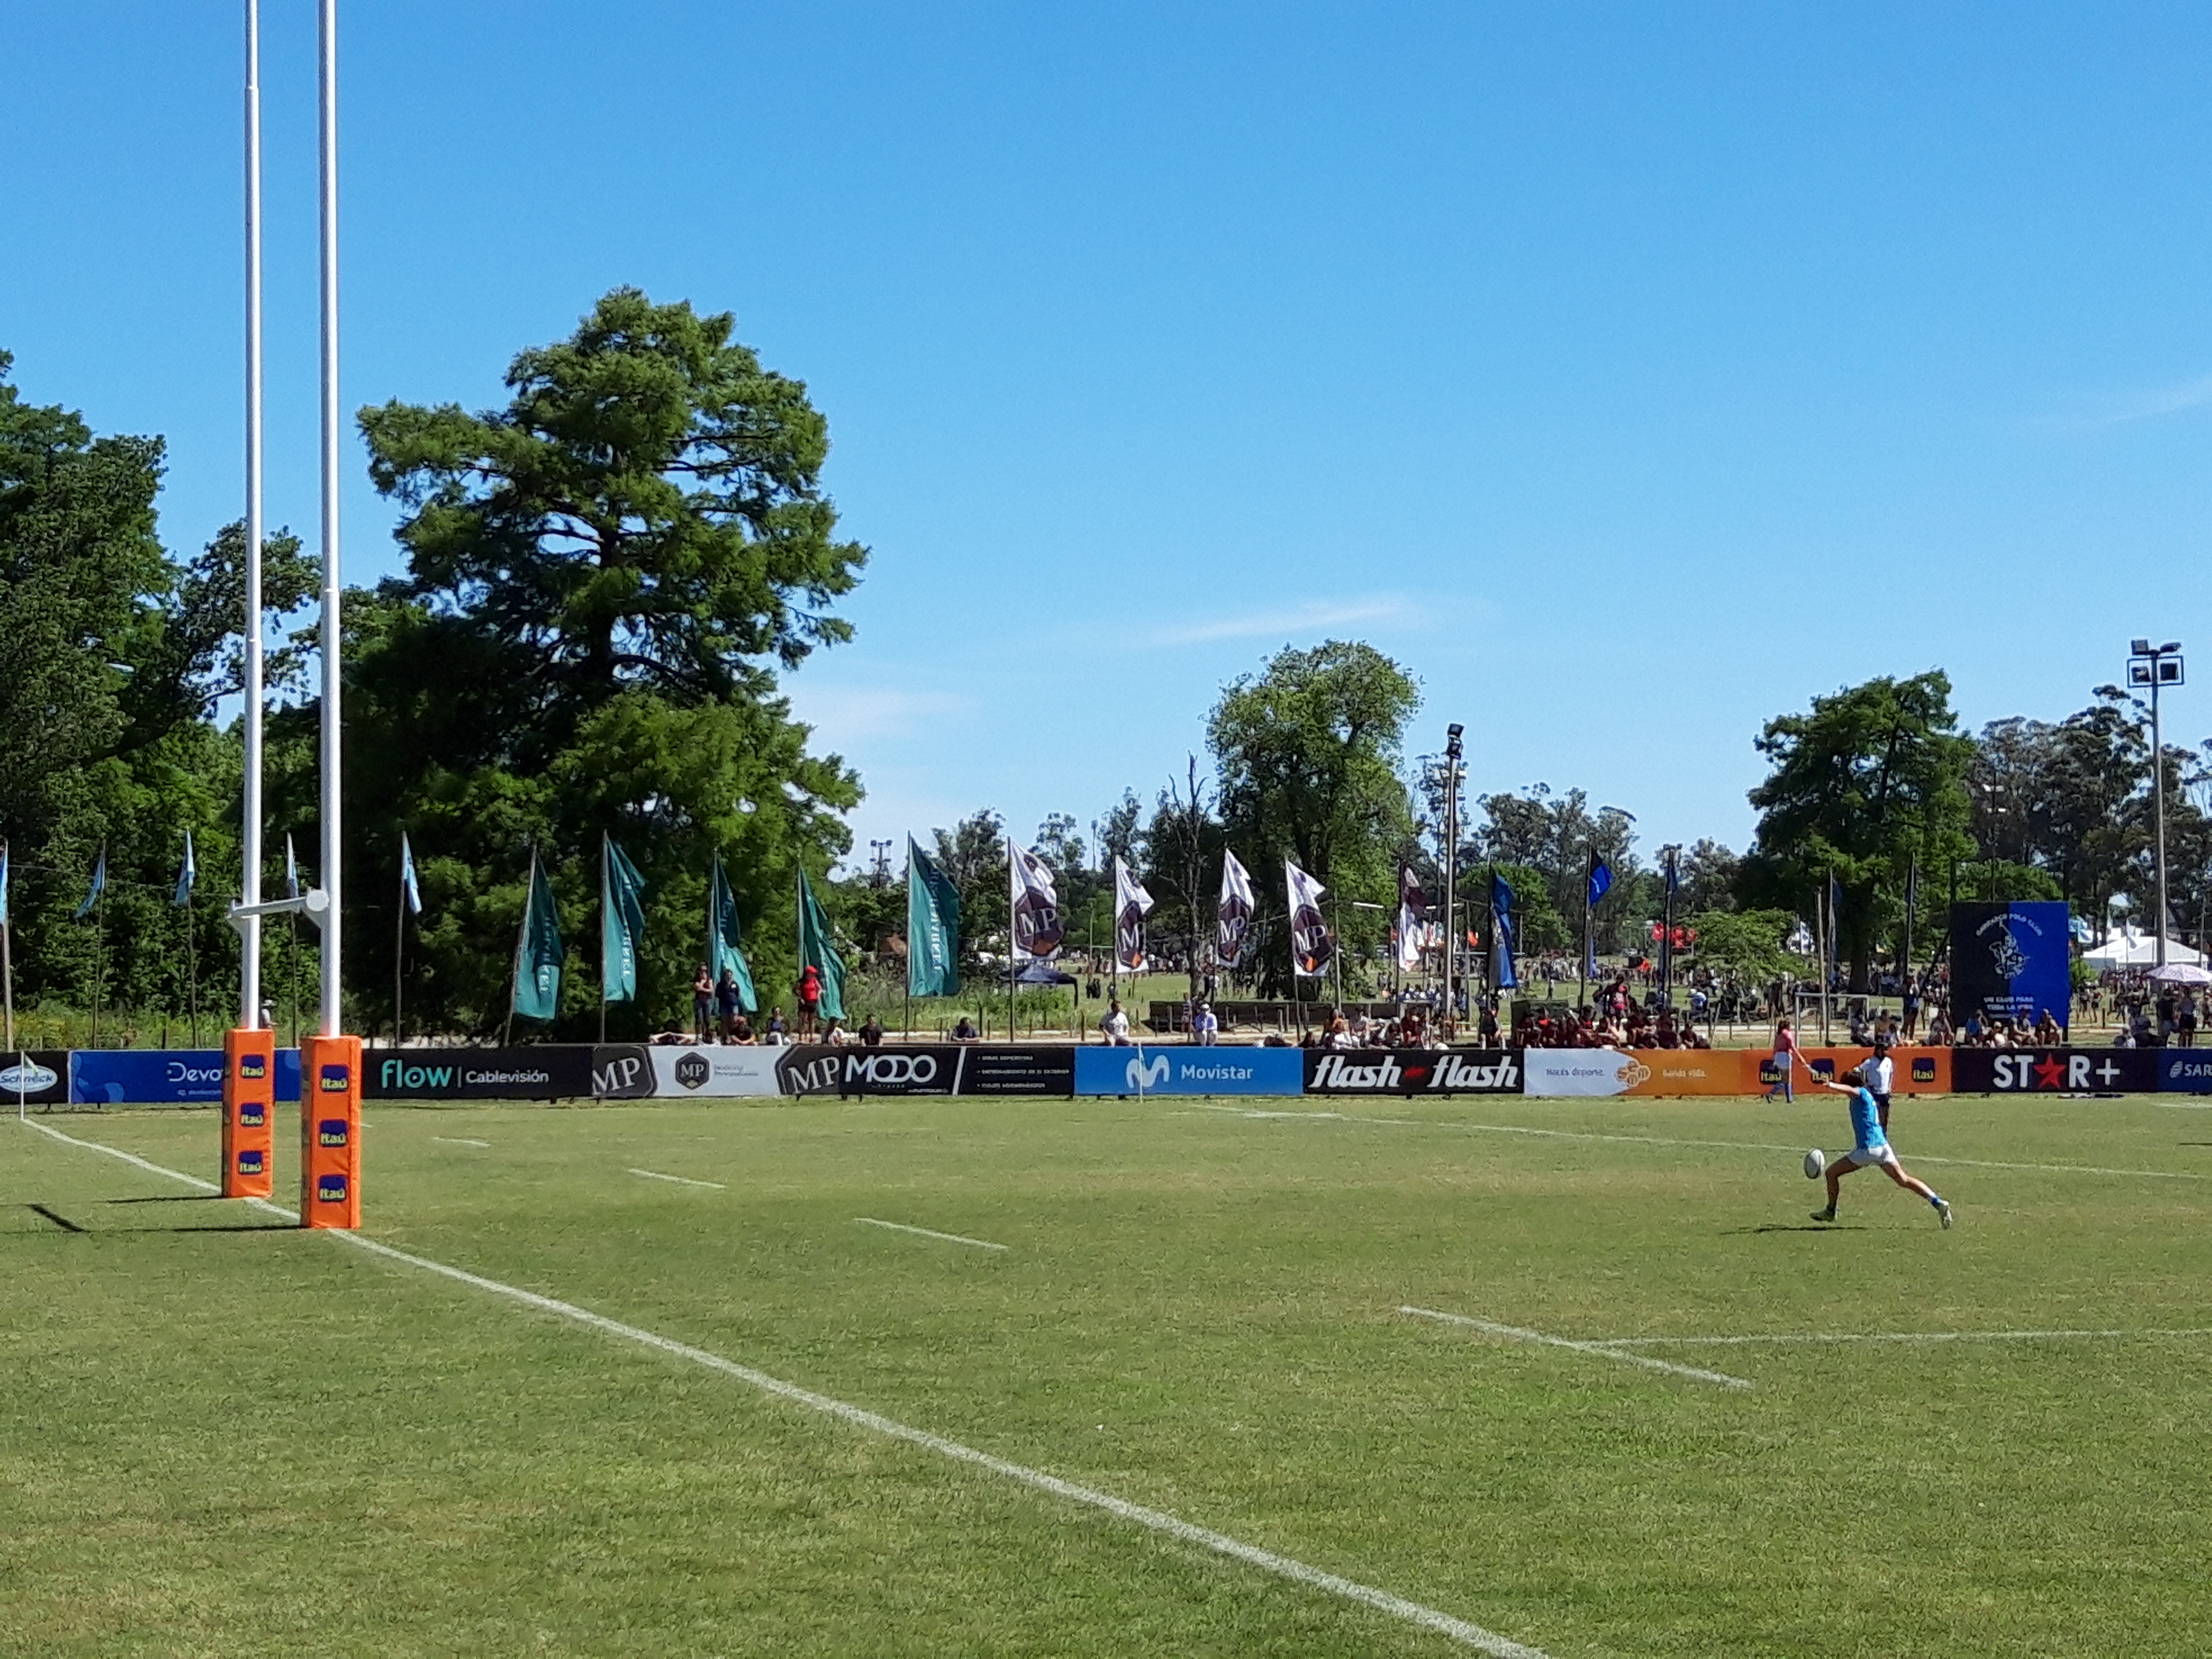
1195, 1103, 2207, 1182
1595, 1327, 2212, 1349
17, 1118, 1544, 1659
855, 1216, 1009, 1251
1398, 1306, 1754, 1391
433, 1136, 490, 1148
628, 1167, 726, 1190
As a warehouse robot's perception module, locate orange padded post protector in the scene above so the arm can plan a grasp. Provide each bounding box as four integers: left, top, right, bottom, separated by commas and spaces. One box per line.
299, 1033, 362, 1229
221, 1026, 277, 1200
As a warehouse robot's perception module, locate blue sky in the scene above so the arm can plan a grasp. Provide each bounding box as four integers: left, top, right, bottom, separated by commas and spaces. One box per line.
7, 2, 2211, 880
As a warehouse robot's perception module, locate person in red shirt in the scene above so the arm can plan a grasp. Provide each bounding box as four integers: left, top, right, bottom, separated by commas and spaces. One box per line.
796, 963, 823, 1038
1764, 1017, 1802, 1103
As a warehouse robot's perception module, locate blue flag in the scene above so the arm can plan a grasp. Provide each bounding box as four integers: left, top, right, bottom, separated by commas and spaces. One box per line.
400, 832, 423, 916
1587, 859, 1613, 907
0, 842, 9, 928
75, 851, 106, 919
1489, 871, 1518, 990
173, 831, 196, 907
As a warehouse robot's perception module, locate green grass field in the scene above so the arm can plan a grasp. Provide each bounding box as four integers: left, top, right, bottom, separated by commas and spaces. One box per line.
6, 1087, 2210, 1657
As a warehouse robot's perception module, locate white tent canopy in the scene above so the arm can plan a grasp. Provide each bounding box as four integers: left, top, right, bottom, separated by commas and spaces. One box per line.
2081, 925, 2206, 971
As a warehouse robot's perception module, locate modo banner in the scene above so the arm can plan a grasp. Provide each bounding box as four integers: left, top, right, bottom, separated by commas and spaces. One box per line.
1074, 1046, 1305, 1097
1951, 1048, 2158, 1095
0, 1050, 72, 1106
1305, 1049, 1522, 1095
72, 1048, 304, 1106
365, 1046, 593, 1101
775, 1044, 1074, 1097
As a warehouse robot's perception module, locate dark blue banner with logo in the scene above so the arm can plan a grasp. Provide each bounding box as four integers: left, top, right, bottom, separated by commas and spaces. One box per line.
1949, 902, 2074, 1028
2155, 1050, 2212, 1093
71, 1048, 303, 1105
1074, 1045, 1305, 1096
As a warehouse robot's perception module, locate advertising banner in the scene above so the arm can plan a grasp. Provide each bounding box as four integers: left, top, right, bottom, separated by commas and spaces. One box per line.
1620, 1049, 1757, 1095
2156, 1050, 2212, 1093
781, 1045, 962, 1097
1951, 1048, 2158, 1094
640, 1045, 786, 1098
1304, 1049, 1522, 1095
1949, 902, 2074, 1027
364, 1046, 593, 1101
1074, 1045, 1305, 1097
72, 1047, 303, 1106
591, 1045, 654, 1099
1751, 1047, 1952, 1095
0, 1050, 72, 1107
1521, 1048, 1650, 1097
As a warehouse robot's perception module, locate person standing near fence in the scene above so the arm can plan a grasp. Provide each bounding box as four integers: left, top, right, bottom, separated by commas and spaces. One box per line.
692, 964, 715, 1040
1764, 1017, 1802, 1103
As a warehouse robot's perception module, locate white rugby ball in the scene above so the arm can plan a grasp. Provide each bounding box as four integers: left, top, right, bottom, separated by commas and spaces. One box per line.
1803, 1148, 1826, 1180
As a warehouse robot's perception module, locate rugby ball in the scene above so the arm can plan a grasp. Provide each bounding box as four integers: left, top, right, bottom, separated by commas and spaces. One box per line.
1803, 1148, 1826, 1180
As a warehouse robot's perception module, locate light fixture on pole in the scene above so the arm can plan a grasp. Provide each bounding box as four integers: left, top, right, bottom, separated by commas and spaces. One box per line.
2127, 638, 2185, 968
1442, 723, 1464, 1035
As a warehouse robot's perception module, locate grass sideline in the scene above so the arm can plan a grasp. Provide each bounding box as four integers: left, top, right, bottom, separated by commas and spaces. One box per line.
5, 1091, 2210, 1656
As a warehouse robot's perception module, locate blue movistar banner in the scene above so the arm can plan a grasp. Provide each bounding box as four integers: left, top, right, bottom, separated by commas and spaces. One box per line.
1949, 901, 2074, 1029
1073, 1046, 1305, 1096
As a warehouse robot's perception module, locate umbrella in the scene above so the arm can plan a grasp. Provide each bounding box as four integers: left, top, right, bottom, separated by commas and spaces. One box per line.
2147, 962, 2212, 986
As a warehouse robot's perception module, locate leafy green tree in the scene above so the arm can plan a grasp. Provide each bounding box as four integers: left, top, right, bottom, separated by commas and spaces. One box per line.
337, 289, 866, 1036
1683, 908, 1798, 986
0, 352, 315, 1033
1738, 672, 1975, 991
1210, 641, 1419, 996
1472, 785, 1642, 951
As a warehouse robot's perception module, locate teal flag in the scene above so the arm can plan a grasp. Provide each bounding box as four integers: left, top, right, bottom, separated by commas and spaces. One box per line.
906, 838, 960, 998
601, 835, 647, 1004
796, 867, 847, 1021
511, 849, 565, 1021
708, 855, 758, 1014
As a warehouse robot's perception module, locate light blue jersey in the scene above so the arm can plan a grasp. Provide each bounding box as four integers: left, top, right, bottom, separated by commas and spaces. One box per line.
1847, 1085, 1887, 1153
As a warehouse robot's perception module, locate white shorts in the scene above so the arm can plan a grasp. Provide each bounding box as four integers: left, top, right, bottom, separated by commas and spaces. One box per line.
1834, 1144, 1899, 1170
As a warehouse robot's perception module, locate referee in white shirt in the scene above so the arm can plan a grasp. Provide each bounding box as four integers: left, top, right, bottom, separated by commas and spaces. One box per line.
1865, 1036, 1896, 1130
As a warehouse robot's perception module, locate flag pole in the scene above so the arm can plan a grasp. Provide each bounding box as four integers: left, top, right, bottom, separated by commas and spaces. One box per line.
1579, 848, 1591, 1018
393, 837, 405, 1049
186, 885, 200, 1048
1005, 840, 1014, 1043
598, 832, 609, 1046
91, 844, 106, 1052
503, 843, 532, 1048
240, 0, 266, 1033
313, 0, 345, 1041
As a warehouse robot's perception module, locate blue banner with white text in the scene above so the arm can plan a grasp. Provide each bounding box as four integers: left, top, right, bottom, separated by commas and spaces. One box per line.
1073, 1046, 1305, 1096
72, 1048, 302, 1106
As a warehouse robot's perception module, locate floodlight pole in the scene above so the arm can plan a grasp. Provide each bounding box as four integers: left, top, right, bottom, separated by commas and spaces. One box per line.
1441, 724, 1464, 1038
2130, 639, 2185, 970
316, 0, 343, 1036
2152, 660, 2170, 970
239, 0, 264, 1028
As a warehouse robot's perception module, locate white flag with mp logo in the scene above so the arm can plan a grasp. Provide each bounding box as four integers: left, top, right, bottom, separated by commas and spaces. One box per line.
1113, 855, 1154, 974
1217, 848, 1254, 968
1009, 839, 1065, 959
1285, 858, 1332, 979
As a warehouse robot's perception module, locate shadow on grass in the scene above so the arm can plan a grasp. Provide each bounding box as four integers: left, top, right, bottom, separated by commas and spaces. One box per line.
105, 1193, 225, 1205
1726, 1223, 1870, 1234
